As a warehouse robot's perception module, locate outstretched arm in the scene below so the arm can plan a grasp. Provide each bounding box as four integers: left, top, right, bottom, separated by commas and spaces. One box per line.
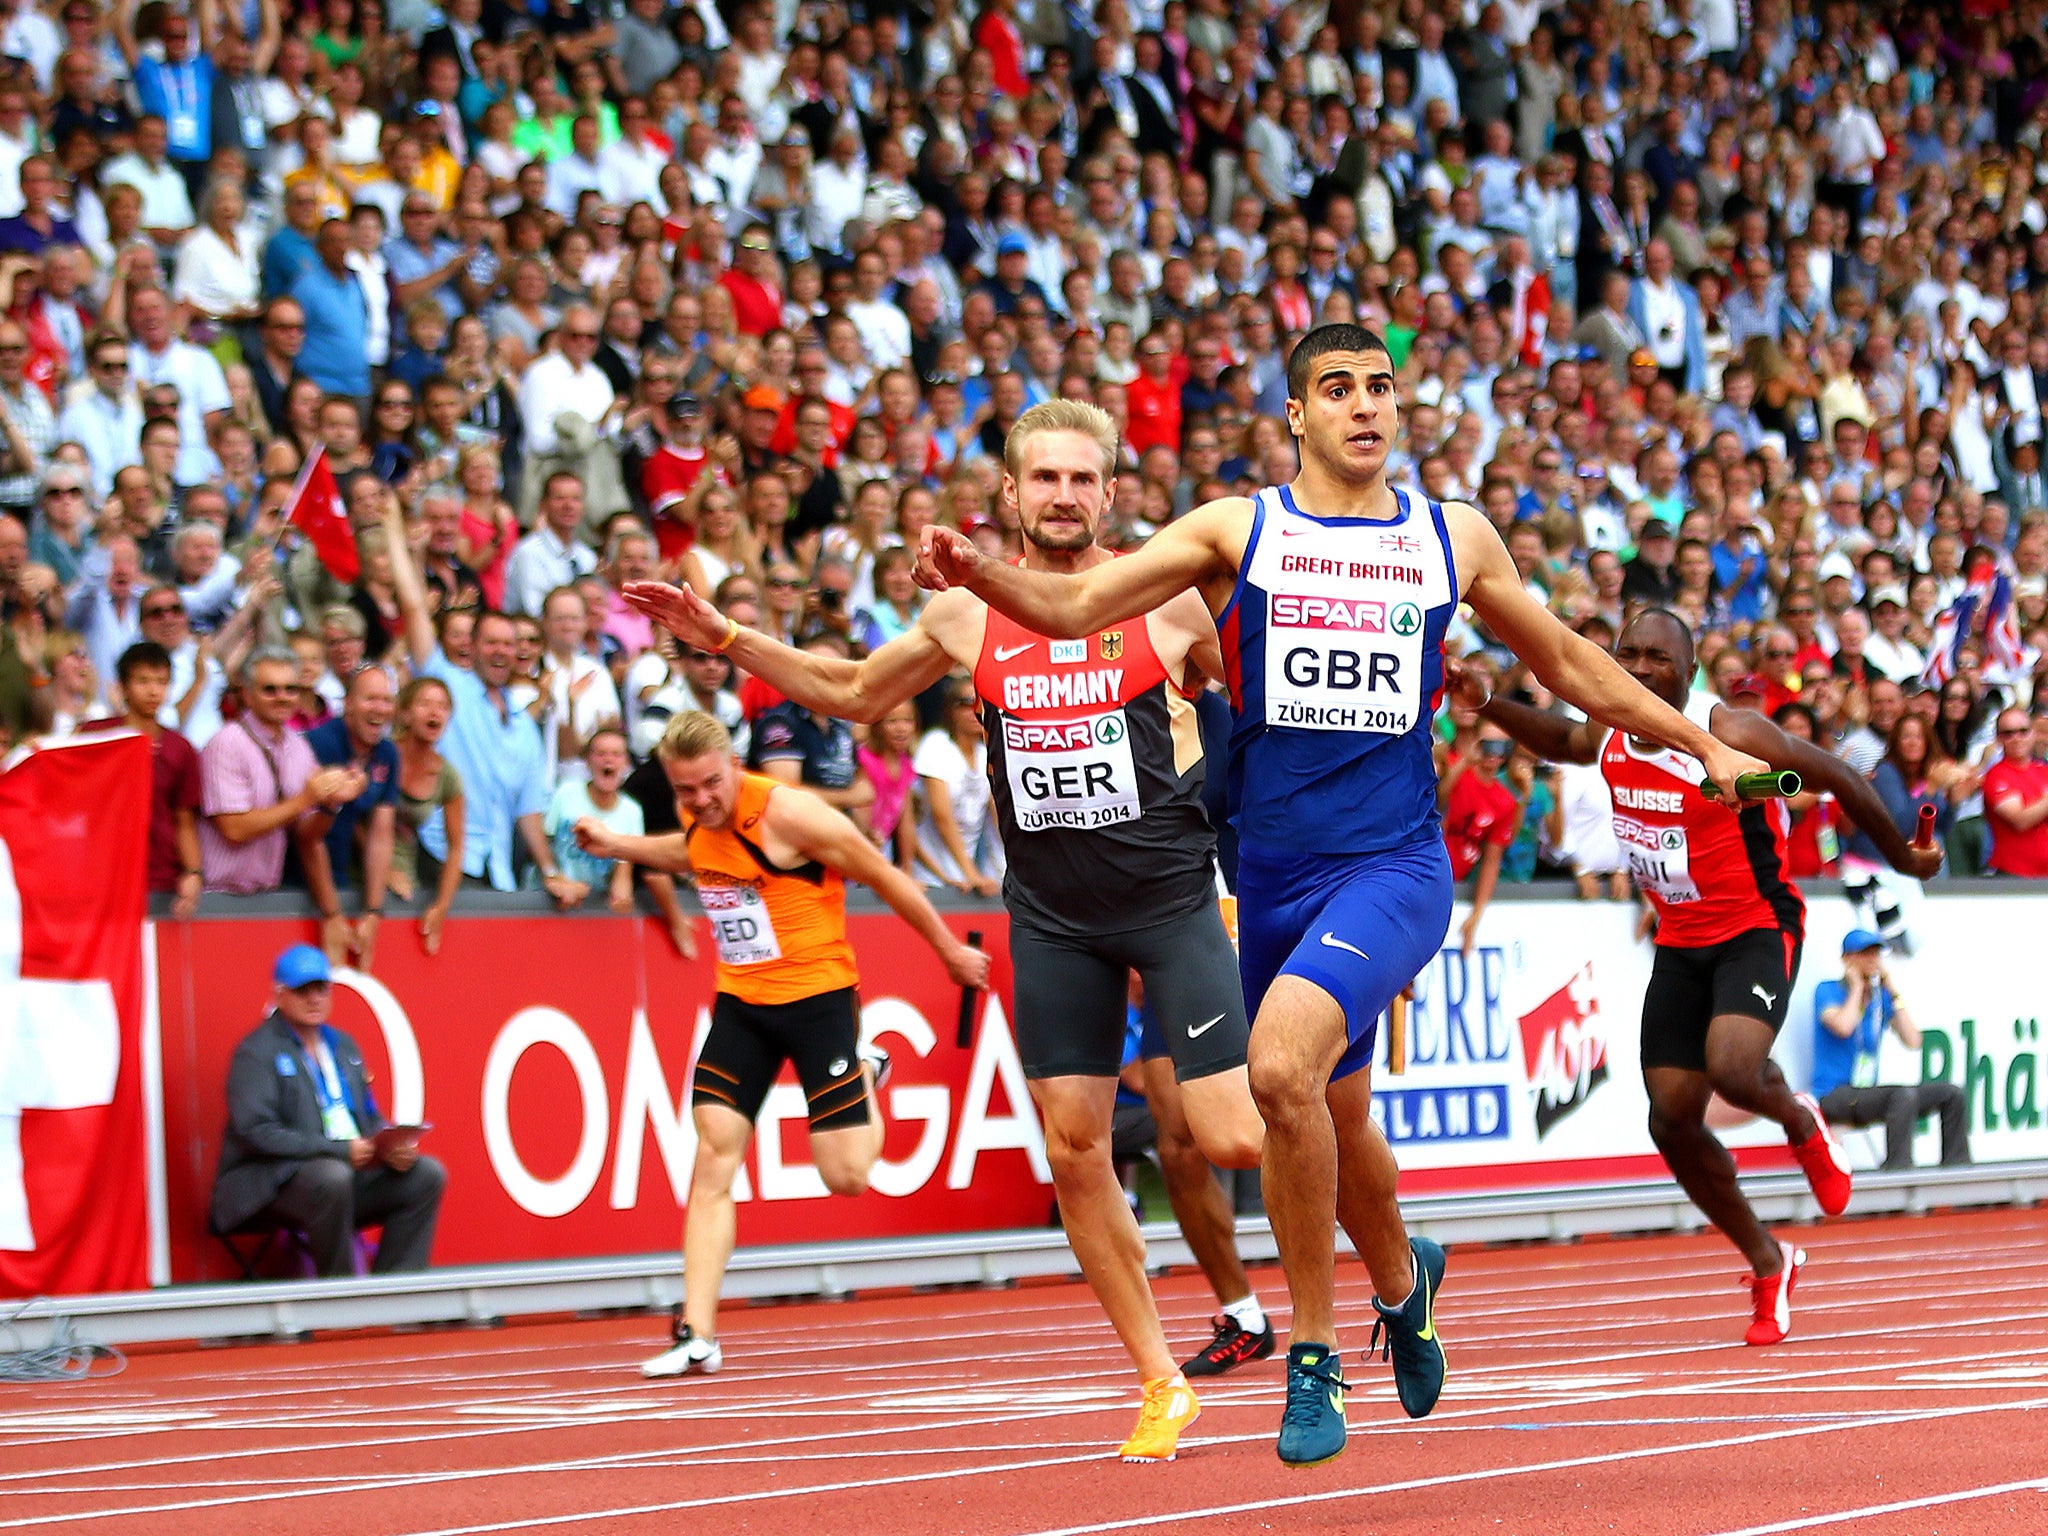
1452, 505, 1764, 800
1709, 705, 1944, 880
914, 497, 1245, 638
384, 501, 437, 670
770, 786, 991, 989
623, 579, 960, 724
1448, 654, 1605, 764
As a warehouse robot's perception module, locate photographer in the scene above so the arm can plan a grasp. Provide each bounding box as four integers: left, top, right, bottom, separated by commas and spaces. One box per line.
1810, 931, 1970, 1170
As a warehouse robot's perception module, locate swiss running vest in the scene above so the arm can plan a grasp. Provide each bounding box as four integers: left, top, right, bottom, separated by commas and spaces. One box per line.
1599, 690, 1804, 948
1219, 485, 1459, 854
972, 602, 1218, 937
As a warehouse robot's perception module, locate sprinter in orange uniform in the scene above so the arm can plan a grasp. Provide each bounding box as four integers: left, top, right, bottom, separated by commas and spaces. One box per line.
574, 709, 990, 1378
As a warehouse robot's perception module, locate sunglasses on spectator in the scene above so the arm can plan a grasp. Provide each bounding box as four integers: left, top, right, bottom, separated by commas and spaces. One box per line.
251, 682, 294, 696
143, 601, 185, 618
566, 329, 600, 340
1999, 725, 2032, 738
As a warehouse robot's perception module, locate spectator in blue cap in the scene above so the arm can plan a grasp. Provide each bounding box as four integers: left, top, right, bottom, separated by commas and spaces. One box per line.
1809, 930, 1970, 1170
209, 944, 446, 1277
978, 230, 1050, 317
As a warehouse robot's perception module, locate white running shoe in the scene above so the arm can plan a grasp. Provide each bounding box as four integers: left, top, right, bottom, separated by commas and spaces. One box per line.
642, 1317, 722, 1378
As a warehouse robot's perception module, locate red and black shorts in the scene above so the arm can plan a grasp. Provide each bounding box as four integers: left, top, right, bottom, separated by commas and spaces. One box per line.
1641, 925, 1803, 1073
691, 987, 871, 1131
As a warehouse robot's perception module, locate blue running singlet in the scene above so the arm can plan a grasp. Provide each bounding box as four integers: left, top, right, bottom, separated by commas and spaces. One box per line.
1216, 484, 1462, 1075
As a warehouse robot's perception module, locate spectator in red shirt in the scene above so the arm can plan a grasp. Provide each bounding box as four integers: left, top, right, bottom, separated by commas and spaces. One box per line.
1125, 333, 1184, 458
719, 227, 783, 338
972, 0, 1029, 98
79, 641, 203, 917
1983, 707, 2048, 877
1441, 724, 1523, 955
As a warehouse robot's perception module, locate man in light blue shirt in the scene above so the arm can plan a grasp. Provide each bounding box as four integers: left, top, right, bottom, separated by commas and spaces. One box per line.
290, 220, 371, 401
1810, 930, 1969, 1169
57, 335, 144, 499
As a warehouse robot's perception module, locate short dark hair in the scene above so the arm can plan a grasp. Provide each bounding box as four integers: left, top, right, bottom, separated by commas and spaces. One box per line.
117, 640, 172, 683
1286, 323, 1392, 401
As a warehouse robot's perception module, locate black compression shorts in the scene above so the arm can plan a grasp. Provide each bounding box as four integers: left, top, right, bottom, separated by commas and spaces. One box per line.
1010, 899, 1249, 1082
691, 987, 871, 1131
1641, 925, 1804, 1073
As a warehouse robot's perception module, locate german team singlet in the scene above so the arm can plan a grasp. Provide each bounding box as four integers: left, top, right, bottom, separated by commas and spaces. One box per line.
1218, 485, 1459, 855
1599, 690, 1805, 949
972, 600, 1218, 937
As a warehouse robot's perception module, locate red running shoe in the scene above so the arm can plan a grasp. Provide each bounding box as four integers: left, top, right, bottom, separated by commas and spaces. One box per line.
1791, 1092, 1853, 1215
1743, 1241, 1805, 1346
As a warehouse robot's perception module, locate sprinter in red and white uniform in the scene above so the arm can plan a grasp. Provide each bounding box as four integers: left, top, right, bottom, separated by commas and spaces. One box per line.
623, 401, 1266, 1464
1469, 610, 1944, 1345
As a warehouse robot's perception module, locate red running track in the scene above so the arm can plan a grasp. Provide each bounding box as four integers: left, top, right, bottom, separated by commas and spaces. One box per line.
3, 1208, 2047, 1535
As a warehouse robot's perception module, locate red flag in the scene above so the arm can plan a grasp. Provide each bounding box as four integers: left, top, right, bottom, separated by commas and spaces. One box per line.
287, 444, 360, 584
0, 733, 153, 1297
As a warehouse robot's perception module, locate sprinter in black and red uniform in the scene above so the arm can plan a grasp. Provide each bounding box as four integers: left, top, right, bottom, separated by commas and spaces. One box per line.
1466, 610, 1943, 1345
623, 400, 1266, 1463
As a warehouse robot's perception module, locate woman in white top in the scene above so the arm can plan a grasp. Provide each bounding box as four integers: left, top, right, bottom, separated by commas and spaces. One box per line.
913, 679, 1002, 896
172, 179, 261, 329
325, 61, 384, 170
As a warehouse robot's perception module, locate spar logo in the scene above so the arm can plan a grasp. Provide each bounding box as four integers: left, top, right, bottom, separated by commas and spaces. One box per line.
1004, 716, 1115, 752
1272, 594, 1389, 632
1518, 962, 1609, 1139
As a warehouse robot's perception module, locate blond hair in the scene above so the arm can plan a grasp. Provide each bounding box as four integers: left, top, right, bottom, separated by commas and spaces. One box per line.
1003, 399, 1120, 480
656, 709, 734, 763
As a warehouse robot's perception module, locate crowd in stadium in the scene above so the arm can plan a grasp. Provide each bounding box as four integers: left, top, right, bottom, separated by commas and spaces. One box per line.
1, 0, 2047, 960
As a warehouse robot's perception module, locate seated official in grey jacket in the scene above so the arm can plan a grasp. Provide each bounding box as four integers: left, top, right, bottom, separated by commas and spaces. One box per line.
210, 945, 446, 1277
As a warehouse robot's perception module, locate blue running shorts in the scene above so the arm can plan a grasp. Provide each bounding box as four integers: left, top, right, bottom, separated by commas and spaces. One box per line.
1236, 836, 1454, 1082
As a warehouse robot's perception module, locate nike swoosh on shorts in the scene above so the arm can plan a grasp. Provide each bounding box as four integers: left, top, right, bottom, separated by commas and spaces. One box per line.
1188, 1013, 1225, 1038
1320, 932, 1371, 960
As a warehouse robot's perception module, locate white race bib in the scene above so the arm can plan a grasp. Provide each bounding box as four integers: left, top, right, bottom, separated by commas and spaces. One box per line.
1615, 816, 1701, 904
1245, 491, 1449, 735
701, 883, 782, 965
1002, 709, 1141, 830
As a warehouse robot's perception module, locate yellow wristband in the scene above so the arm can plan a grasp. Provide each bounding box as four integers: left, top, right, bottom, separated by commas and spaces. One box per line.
709, 615, 740, 654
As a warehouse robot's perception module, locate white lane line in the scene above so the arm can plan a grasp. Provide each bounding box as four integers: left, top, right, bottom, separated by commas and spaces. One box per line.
19, 1257, 2040, 1443
1694, 1476, 2048, 1535
370, 1391, 2048, 1536
11, 1326, 2048, 1522
1000, 1397, 2048, 1536
10, 1285, 2048, 1493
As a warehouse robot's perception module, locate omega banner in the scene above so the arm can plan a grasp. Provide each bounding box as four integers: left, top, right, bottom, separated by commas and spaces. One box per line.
153, 915, 1053, 1284
142, 890, 2048, 1289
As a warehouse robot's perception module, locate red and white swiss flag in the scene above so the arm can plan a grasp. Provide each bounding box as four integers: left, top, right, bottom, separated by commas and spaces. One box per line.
0, 734, 152, 1297
286, 444, 360, 584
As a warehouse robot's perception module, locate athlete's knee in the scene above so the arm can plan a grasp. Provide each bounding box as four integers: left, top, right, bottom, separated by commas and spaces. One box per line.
1042, 1114, 1113, 1182
1247, 1048, 1321, 1119
819, 1161, 872, 1198
688, 1143, 746, 1202
1192, 1121, 1263, 1170
1647, 1102, 1703, 1149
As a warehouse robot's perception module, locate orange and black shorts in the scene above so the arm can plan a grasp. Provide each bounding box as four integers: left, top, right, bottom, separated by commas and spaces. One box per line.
691, 987, 870, 1130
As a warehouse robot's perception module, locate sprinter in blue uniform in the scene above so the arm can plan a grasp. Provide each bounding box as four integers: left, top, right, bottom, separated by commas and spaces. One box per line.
914, 323, 1769, 1468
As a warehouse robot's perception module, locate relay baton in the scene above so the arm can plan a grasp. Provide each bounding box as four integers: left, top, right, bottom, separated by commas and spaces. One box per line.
1388, 990, 1410, 1076
1699, 770, 1802, 801
956, 929, 985, 1049
1915, 803, 1938, 850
